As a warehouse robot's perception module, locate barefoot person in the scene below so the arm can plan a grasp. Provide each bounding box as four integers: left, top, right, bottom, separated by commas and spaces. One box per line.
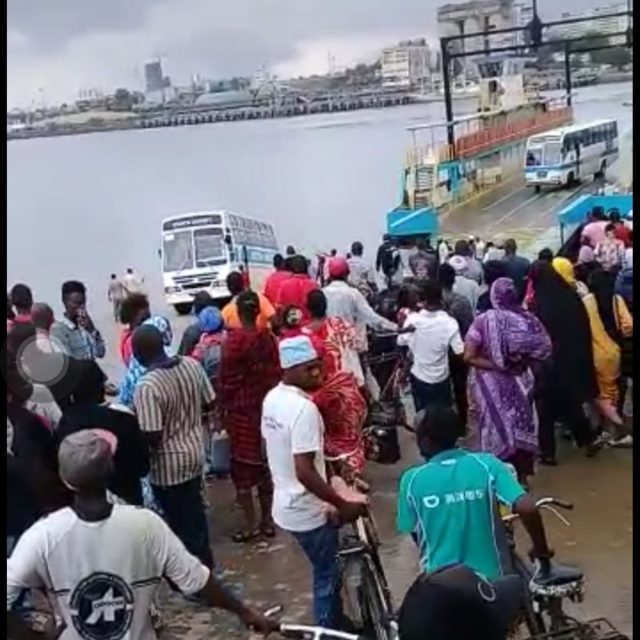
219, 291, 281, 542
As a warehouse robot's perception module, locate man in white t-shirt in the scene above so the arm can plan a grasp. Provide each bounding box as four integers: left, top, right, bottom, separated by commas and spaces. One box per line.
398, 279, 464, 413
122, 268, 145, 296
6, 430, 276, 640
261, 336, 367, 630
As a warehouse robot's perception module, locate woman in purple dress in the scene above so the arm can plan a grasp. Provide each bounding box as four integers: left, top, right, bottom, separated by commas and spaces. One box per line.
464, 278, 552, 484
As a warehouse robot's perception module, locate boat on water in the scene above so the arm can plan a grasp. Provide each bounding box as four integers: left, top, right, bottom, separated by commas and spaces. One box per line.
386, 56, 573, 241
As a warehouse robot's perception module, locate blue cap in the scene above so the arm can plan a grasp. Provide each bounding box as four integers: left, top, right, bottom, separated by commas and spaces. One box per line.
278, 335, 319, 370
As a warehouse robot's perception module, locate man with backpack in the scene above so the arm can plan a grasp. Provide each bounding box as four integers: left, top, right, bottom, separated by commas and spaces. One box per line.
376, 234, 400, 289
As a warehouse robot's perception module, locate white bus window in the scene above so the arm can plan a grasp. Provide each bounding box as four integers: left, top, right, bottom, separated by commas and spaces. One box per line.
164, 231, 194, 272
194, 228, 225, 267
526, 149, 543, 166
544, 142, 563, 165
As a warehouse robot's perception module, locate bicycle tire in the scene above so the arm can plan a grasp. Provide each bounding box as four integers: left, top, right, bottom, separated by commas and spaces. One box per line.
360, 555, 395, 640
512, 552, 547, 636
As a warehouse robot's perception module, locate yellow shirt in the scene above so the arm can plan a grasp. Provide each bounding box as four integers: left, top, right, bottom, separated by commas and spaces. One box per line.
221, 293, 275, 331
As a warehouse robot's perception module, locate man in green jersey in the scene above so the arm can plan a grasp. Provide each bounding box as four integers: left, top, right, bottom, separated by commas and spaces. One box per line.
397, 405, 552, 580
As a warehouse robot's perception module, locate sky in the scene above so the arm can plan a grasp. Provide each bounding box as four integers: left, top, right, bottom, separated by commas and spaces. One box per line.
8, 0, 614, 109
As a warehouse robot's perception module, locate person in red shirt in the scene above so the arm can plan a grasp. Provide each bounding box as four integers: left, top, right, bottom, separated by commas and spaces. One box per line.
262, 254, 291, 305
276, 254, 318, 319
239, 264, 251, 289
610, 210, 632, 246
10, 284, 33, 325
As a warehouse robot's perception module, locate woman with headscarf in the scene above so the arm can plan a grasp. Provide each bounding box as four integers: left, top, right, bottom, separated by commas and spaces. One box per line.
528, 260, 599, 462
218, 290, 281, 542
552, 257, 627, 436
464, 278, 552, 484
118, 315, 173, 408
192, 306, 226, 382
303, 290, 368, 482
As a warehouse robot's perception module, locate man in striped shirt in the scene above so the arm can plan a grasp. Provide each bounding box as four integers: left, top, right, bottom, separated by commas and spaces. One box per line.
133, 325, 216, 570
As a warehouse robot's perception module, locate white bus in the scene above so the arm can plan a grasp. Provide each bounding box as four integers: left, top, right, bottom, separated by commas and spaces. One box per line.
524, 119, 619, 191
161, 210, 279, 314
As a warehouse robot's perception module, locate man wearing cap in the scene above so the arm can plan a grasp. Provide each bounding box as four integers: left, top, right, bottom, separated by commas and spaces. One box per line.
448, 255, 480, 312
262, 336, 368, 629
7, 430, 277, 640
323, 257, 397, 354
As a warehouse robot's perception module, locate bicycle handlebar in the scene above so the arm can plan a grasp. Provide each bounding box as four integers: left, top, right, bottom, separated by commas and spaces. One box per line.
279, 623, 364, 640
502, 497, 574, 524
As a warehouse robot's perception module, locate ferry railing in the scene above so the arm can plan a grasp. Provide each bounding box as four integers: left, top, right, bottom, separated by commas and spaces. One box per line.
405, 143, 454, 167
455, 106, 573, 158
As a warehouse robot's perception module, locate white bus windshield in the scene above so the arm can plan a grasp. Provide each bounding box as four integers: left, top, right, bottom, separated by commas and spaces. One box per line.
163, 231, 193, 272
544, 142, 563, 165
194, 228, 225, 268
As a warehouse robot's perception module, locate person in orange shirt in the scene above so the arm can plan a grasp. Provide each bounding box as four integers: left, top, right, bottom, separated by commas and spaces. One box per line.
222, 272, 275, 331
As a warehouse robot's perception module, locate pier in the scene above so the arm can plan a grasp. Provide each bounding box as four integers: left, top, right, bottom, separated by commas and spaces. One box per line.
7, 91, 415, 141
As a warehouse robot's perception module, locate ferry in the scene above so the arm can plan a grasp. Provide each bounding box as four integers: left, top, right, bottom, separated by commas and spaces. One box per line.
386, 56, 573, 241
160, 210, 278, 314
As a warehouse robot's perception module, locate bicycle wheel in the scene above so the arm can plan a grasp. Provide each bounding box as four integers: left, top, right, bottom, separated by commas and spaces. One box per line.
512, 553, 546, 636
360, 555, 395, 640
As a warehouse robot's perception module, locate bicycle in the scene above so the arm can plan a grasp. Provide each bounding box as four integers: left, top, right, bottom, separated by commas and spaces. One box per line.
323, 456, 397, 640
504, 497, 629, 640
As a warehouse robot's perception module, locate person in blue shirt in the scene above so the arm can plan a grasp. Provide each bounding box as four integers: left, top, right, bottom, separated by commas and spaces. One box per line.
397, 405, 552, 582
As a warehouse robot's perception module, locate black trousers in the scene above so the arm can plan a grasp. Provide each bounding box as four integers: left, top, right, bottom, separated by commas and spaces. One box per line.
536, 363, 595, 459
449, 356, 468, 427
153, 476, 214, 569
410, 375, 452, 414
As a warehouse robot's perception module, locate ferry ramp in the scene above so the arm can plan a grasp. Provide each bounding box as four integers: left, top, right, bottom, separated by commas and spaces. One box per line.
439, 175, 601, 247
439, 127, 632, 255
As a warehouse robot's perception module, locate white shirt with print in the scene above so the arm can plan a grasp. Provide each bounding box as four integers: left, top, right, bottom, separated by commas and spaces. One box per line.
7, 505, 209, 640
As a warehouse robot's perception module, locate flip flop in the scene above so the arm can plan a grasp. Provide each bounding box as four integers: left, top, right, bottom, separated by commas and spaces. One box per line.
232, 529, 260, 544
260, 523, 276, 538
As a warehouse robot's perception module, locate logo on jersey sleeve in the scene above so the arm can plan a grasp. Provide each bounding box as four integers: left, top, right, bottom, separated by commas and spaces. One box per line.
69, 573, 135, 640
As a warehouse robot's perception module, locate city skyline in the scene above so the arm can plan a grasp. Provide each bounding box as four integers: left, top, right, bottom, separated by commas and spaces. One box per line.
8, 0, 626, 109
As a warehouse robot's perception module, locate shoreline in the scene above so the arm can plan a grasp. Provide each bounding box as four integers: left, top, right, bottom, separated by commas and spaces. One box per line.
7, 91, 418, 142
10, 76, 631, 143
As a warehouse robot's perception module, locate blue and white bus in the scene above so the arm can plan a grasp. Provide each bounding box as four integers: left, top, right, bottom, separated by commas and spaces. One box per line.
524, 119, 619, 192
161, 210, 279, 314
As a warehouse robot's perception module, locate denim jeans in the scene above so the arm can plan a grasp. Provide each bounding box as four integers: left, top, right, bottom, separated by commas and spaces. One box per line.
153, 476, 214, 569
291, 523, 342, 629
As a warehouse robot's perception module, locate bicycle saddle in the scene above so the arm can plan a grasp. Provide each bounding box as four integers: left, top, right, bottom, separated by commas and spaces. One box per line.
530, 561, 584, 597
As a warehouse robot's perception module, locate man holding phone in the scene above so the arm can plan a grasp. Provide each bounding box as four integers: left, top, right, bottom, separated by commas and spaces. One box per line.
50, 281, 106, 363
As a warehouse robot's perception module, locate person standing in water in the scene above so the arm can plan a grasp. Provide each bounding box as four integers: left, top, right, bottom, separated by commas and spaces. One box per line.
108, 274, 127, 322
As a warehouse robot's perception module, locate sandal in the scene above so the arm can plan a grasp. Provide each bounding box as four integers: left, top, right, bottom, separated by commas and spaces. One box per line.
259, 523, 276, 538
232, 529, 260, 543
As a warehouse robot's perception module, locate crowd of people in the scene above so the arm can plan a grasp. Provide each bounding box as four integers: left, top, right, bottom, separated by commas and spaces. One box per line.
5, 206, 633, 639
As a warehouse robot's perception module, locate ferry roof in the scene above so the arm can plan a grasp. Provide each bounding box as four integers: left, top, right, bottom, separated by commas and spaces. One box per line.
530, 118, 617, 139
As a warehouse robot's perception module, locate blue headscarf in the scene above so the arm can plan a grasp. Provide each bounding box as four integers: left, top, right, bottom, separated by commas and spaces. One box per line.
198, 307, 223, 334
118, 315, 173, 408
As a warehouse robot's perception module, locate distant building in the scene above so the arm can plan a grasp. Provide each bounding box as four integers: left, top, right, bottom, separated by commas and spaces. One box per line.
381, 40, 433, 89
552, 4, 629, 40
437, 0, 518, 75
144, 60, 171, 93
514, 1, 534, 46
